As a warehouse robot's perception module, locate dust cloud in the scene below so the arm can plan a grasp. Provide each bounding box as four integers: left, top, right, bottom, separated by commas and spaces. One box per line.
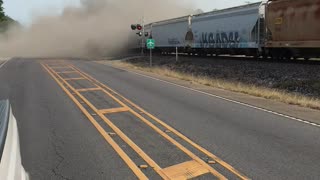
0, 0, 194, 58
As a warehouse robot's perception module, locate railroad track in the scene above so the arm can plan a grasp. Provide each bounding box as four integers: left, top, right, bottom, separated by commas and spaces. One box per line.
159, 53, 320, 65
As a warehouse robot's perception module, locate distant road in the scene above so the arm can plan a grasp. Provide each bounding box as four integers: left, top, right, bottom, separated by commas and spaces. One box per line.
0, 58, 319, 179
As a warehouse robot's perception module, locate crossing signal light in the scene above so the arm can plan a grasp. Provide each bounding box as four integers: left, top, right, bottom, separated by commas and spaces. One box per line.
137, 24, 143, 30
131, 24, 137, 30
131, 24, 142, 31
145, 32, 149, 37
136, 32, 143, 36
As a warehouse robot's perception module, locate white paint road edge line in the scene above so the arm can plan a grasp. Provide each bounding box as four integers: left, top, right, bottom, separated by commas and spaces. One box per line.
0, 59, 11, 69
101, 62, 320, 128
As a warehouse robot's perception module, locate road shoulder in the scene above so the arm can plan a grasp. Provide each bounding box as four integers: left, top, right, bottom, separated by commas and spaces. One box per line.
97, 60, 320, 126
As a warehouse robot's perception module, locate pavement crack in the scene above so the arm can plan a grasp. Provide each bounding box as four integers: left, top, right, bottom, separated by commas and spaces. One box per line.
40, 100, 71, 180
50, 128, 71, 180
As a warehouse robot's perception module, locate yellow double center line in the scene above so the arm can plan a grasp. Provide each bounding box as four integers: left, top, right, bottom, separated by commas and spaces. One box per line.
42, 61, 250, 180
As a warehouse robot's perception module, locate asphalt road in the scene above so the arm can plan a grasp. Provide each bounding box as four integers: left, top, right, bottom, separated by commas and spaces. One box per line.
0, 58, 319, 180
0, 60, 6, 68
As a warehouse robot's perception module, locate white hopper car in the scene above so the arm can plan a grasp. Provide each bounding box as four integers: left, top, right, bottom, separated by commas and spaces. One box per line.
142, 2, 265, 57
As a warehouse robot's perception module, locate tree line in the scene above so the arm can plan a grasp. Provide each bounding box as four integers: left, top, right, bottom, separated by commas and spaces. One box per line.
0, 0, 5, 21
0, 0, 19, 33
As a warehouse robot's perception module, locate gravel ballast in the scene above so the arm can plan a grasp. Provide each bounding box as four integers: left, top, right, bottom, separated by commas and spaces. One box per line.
126, 56, 320, 99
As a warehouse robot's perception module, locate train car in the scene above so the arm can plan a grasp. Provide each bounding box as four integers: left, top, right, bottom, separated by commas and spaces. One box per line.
138, 0, 320, 59
146, 2, 265, 56
147, 16, 189, 50
191, 2, 265, 56
265, 0, 320, 59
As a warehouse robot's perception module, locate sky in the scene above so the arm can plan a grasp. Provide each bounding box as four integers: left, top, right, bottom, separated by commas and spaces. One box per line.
3, 0, 261, 25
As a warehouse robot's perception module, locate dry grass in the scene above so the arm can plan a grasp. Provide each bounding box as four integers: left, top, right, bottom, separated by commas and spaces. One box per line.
105, 61, 320, 110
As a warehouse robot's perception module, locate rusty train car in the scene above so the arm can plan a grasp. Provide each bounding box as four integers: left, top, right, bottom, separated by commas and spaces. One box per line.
137, 0, 320, 59
265, 0, 320, 59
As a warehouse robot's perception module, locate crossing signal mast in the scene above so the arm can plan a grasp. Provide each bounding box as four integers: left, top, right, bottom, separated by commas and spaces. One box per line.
131, 24, 148, 37
130, 17, 149, 55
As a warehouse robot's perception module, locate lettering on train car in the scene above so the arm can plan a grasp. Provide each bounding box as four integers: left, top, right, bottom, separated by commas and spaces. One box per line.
200, 32, 241, 48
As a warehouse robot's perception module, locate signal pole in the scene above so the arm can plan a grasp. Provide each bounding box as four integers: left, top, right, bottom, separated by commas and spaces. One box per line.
141, 16, 145, 56
150, 46, 152, 67
130, 17, 146, 56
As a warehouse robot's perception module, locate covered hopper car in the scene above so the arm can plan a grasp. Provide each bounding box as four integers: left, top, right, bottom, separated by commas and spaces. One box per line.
265, 0, 320, 59
136, 0, 320, 59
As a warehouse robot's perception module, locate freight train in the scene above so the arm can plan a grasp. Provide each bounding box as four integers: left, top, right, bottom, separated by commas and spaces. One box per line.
134, 0, 320, 60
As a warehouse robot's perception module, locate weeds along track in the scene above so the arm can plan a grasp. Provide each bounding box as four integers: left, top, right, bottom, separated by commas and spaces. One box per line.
123, 55, 320, 99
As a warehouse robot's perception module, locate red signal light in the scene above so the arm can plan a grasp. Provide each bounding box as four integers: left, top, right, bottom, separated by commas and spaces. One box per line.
137, 24, 143, 30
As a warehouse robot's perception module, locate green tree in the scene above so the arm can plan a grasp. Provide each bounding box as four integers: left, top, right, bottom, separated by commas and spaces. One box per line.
0, 0, 5, 21
0, 0, 19, 32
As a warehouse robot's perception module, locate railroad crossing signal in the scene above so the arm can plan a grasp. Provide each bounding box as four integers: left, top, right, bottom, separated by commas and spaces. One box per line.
131, 24, 143, 31
147, 39, 155, 49
136, 31, 143, 36
131, 24, 137, 30
136, 24, 143, 30
131, 24, 148, 37
131, 17, 145, 55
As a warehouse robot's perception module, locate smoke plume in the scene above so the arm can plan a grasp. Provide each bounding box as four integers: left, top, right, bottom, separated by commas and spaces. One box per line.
0, 0, 194, 57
